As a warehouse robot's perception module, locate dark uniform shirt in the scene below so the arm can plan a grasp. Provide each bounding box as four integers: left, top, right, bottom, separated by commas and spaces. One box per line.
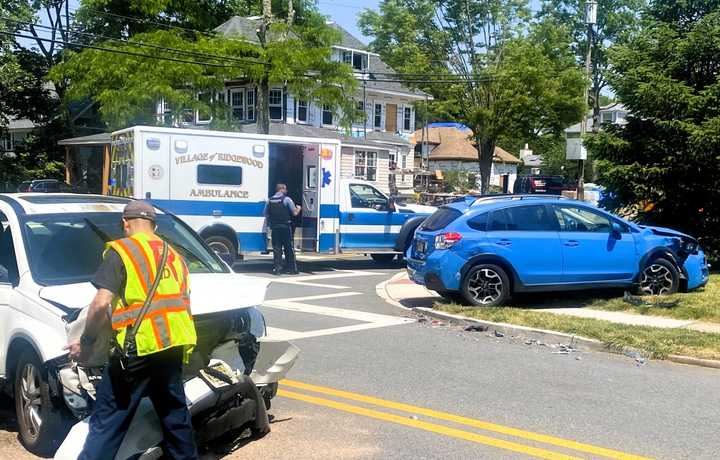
92, 248, 126, 301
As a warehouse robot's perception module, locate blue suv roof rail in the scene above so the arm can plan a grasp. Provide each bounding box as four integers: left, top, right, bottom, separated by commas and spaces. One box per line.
469, 194, 570, 206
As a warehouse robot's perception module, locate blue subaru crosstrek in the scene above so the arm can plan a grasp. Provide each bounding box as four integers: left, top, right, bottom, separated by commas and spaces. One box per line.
406, 196, 710, 306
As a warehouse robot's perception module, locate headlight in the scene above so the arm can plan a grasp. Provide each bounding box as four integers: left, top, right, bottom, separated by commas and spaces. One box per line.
233, 307, 266, 338
681, 240, 698, 254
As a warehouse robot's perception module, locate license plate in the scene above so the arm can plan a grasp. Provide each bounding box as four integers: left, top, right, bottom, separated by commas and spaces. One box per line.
415, 239, 427, 253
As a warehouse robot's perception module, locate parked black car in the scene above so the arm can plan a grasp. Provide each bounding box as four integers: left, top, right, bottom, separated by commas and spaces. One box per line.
18, 179, 86, 193
513, 175, 575, 195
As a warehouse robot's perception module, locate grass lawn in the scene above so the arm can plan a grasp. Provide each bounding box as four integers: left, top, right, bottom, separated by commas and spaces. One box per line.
586, 274, 720, 323
437, 304, 720, 360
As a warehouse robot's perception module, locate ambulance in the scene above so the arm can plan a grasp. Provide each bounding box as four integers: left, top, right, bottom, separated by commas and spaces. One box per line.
108, 126, 435, 263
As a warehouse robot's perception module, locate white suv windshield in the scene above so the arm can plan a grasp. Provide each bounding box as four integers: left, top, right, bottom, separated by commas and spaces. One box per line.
21, 213, 227, 286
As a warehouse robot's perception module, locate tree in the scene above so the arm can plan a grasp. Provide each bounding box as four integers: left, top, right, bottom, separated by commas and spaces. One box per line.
51, 0, 357, 132
360, 0, 585, 194
1, 0, 66, 185
586, 0, 720, 259
539, 0, 645, 131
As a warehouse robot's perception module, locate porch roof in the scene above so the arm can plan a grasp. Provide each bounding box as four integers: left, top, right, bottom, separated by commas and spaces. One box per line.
57, 133, 111, 146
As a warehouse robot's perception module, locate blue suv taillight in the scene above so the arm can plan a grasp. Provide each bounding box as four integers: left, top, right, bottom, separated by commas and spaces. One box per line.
435, 232, 462, 249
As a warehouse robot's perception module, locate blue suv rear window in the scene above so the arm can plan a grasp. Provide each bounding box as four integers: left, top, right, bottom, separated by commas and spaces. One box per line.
421, 207, 462, 231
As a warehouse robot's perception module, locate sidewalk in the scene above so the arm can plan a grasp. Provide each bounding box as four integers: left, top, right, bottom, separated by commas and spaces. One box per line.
381, 271, 720, 334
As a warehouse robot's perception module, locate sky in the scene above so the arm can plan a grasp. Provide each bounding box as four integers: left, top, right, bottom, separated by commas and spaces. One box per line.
316, 0, 381, 44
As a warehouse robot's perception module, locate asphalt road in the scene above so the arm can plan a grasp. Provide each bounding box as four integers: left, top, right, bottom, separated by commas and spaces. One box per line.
2, 255, 719, 459
227, 256, 720, 460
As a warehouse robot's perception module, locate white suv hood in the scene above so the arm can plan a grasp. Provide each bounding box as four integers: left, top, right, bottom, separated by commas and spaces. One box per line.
39, 273, 270, 315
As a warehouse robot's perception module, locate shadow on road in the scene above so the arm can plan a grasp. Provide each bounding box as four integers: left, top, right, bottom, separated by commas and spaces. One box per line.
232, 257, 405, 276
434, 288, 627, 309
0, 396, 19, 433
199, 415, 292, 459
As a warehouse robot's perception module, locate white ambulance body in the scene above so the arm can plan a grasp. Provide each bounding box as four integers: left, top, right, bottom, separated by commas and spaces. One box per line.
109, 126, 434, 263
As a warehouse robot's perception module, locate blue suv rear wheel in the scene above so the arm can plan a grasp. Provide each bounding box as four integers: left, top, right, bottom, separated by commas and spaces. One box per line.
461, 264, 511, 307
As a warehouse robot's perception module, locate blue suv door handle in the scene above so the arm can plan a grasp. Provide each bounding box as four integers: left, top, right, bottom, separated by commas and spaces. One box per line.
564, 240, 580, 247
496, 239, 512, 246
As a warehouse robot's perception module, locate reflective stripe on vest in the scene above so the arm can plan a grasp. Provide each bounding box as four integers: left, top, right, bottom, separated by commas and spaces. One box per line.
108, 233, 196, 361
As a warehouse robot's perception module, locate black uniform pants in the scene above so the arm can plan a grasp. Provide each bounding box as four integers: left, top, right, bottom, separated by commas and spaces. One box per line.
79, 347, 198, 460
271, 224, 297, 272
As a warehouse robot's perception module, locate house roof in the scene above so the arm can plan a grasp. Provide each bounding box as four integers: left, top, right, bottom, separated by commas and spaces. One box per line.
213, 16, 296, 42
410, 125, 521, 164
233, 123, 407, 149
7, 117, 36, 130
363, 56, 426, 98
328, 22, 367, 50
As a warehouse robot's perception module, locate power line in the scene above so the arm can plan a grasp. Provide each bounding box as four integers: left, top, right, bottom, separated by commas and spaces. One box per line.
26, 9, 485, 82
5, 20, 493, 84
0, 30, 238, 69
4, 17, 267, 66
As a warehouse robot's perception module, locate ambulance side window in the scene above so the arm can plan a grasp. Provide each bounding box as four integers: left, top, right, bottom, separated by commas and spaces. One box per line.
197, 165, 243, 186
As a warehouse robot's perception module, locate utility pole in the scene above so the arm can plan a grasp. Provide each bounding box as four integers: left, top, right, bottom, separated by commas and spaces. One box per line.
578, 0, 597, 202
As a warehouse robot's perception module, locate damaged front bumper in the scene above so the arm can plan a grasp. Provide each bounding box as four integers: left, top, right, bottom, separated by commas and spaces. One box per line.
53, 306, 299, 460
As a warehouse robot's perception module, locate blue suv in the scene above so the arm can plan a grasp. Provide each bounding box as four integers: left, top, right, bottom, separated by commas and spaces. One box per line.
406, 196, 710, 306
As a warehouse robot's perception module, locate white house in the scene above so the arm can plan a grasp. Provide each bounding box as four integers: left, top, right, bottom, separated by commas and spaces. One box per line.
0, 117, 35, 154
565, 102, 629, 159
154, 16, 427, 196
411, 124, 521, 193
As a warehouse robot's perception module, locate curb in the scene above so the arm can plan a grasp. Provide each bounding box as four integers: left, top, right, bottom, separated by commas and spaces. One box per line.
375, 271, 415, 312
666, 354, 720, 370
414, 307, 608, 353
376, 274, 720, 371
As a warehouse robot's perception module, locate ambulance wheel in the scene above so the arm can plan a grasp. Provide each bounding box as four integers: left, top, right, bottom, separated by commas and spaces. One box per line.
205, 235, 237, 265
14, 349, 69, 456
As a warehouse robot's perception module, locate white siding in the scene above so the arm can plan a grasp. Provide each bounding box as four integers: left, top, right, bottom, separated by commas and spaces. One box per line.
341, 146, 391, 194
428, 160, 517, 191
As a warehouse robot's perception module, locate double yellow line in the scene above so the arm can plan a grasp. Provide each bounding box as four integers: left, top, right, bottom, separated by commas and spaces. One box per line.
280, 380, 652, 460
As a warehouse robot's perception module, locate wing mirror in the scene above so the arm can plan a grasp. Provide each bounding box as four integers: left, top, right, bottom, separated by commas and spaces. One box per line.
611, 222, 623, 239
388, 197, 397, 213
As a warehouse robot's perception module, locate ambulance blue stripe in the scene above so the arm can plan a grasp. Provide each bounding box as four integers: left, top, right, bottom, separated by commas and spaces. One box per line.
237, 232, 267, 252
339, 233, 399, 248
319, 233, 336, 252
339, 212, 415, 226
319, 204, 340, 218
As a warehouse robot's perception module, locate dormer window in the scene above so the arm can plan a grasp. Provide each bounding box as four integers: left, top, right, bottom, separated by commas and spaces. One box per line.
342, 50, 368, 71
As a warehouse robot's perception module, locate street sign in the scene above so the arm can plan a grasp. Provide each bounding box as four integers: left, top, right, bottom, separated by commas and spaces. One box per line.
566, 137, 587, 160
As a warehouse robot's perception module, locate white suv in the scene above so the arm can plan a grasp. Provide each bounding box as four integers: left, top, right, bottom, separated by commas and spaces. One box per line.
0, 193, 297, 458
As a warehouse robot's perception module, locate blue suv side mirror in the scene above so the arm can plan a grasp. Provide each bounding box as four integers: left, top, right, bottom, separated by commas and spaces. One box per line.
611, 222, 623, 239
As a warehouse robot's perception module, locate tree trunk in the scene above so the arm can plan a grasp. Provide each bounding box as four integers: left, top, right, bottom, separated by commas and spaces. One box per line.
255, 0, 272, 134
476, 137, 495, 195
591, 85, 601, 134
257, 78, 270, 134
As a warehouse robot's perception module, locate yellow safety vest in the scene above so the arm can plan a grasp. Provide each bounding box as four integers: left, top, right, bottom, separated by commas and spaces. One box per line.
107, 232, 197, 363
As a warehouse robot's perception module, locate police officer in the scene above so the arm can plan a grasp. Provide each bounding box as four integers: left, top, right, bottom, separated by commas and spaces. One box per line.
65, 201, 198, 460
265, 183, 302, 275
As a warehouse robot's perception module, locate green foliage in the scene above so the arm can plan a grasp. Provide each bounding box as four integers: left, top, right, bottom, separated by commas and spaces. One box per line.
361, 1, 585, 193
538, 0, 645, 110
441, 170, 476, 193
0, 145, 64, 192
586, 1, 720, 260
53, 1, 356, 131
